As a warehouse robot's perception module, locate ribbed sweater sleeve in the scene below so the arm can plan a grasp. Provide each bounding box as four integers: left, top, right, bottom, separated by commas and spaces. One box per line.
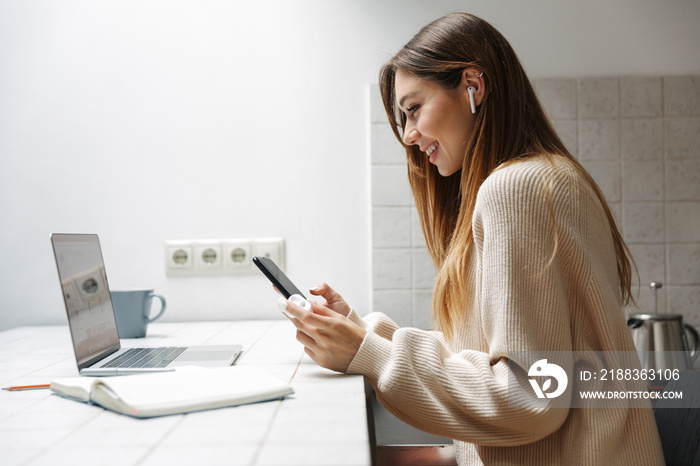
347, 158, 580, 446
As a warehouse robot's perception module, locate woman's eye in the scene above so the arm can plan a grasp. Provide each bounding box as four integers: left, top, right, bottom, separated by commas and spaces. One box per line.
407, 105, 419, 116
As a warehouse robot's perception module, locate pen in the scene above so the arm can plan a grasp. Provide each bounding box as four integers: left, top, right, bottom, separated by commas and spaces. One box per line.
2, 384, 51, 391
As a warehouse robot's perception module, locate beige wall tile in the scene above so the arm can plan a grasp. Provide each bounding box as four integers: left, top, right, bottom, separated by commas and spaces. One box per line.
581, 160, 621, 202
371, 165, 411, 206
628, 244, 666, 286
578, 78, 619, 118
371, 123, 405, 164
413, 290, 434, 330
372, 207, 411, 248
579, 119, 620, 161
667, 286, 700, 325
664, 77, 700, 116
623, 203, 664, 243
667, 244, 700, 285
621, 118, 663, 160
410, 209, 426, 249
373, 290, 413, 327
666, 202, 700, 242
666, 117, 700, 159
666, 159, 700, 201
412, 247, 435, 289
372, 248, 411, 290
536, 78, 577, 119
551, 119, 578, 157
621, 77, 662, 117
622, 159, 663, 201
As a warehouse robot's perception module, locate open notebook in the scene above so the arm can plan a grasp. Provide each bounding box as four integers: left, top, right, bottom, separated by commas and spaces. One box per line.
50, 366, 293, 418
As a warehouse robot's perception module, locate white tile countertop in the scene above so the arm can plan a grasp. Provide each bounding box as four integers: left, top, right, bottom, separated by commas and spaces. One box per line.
0, 321, 372, 466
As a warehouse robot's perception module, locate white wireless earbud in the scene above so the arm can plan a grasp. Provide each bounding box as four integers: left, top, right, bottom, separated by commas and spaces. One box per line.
467, 86, 476, 114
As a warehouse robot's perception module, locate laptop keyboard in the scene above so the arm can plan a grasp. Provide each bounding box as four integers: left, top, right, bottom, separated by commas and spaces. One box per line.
103, 347, 187, 368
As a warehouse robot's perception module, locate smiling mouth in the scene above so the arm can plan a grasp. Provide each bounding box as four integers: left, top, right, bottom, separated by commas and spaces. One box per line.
426, 142, 438, 157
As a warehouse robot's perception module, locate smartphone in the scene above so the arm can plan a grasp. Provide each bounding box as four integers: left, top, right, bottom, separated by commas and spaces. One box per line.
252, 256, 305, 299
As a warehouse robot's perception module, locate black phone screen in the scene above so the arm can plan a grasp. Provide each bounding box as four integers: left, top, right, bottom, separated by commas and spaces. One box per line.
252, 256, 305, 299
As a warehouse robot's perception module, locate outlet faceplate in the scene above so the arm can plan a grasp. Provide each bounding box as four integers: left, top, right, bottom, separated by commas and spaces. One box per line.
195, 241, 223, 270
166, 242, 194, 270
165, 238, 285, 275
223, 240, 252, 270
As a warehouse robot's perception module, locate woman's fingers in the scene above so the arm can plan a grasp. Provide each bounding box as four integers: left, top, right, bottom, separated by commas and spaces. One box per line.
309, 282, 331, 297
295, 327, 317, 349
309, 283, 352, 317
283, 310, 321, 353
309, 282, 343, 305
283, 301, 328, 343
307, 300, 339, 317
280, 297, 366, 372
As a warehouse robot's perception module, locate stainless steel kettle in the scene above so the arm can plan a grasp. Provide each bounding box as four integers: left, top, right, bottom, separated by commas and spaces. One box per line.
627, 282, 700, 373
627, 312, 700, 372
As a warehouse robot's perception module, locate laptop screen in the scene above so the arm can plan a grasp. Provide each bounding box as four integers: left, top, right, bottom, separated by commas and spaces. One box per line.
51, 234, 120, 369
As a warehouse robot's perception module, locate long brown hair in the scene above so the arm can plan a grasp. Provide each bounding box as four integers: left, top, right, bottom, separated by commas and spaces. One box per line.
379, 13, 635, 339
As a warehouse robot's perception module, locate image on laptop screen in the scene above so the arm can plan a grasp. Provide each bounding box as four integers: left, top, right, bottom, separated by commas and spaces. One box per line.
52, 234, 120, 368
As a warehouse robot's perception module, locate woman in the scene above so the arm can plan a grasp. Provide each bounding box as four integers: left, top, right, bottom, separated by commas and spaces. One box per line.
282, 12, 664, 465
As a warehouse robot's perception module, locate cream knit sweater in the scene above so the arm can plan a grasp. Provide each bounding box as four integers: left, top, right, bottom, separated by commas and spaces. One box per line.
347, 156, 665, 465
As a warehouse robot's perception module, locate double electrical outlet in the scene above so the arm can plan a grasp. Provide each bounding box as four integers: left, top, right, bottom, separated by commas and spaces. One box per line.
165, 237, 285, 275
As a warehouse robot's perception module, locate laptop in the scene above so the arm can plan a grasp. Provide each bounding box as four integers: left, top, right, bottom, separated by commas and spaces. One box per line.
51, 233, 242, 376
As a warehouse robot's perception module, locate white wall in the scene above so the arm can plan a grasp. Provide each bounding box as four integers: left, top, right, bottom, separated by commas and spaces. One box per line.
1, 0, 699, 331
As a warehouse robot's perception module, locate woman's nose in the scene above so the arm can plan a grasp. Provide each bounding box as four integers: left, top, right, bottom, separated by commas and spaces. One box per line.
402, 126, 420, 146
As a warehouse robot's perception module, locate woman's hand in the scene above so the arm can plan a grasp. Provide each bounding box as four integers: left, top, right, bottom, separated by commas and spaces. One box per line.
283, 298, 366, 373
308, 282, 352, 317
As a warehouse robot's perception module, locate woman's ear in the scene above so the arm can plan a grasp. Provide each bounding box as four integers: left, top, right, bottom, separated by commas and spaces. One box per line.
461, 68, 485, 109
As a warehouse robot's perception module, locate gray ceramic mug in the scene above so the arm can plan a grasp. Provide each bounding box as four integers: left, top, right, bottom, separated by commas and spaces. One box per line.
111, 289, 166, 338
